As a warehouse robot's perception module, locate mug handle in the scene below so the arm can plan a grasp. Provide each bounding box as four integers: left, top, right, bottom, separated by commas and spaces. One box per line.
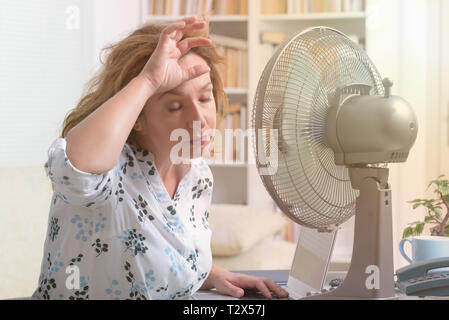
399, 238, 413, 264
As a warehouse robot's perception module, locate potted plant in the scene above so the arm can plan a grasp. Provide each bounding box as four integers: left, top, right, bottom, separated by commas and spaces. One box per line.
403, 175, 449, 238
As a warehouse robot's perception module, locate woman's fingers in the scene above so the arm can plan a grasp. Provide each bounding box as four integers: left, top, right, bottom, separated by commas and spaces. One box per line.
179, 20, 207, 35
182, 64, 211, 82
162, 16, 206, 40
162, 20, 186, 39
253, 279, 273, 299
178, 15, 198, 25
263, 278, 289, 298
220, 280, 244, 298
173, 21, 208, 43
177, 37, 212, 55
231, 275, 289, 299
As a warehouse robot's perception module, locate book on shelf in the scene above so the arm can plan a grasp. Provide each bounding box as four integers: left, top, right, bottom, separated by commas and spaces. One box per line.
146, 0, 247, 16
212, 0, 248, 15
211, 34, 248, 89
262, 0, 287, 14
262, 0, 365, 14
260, 31, 289, 45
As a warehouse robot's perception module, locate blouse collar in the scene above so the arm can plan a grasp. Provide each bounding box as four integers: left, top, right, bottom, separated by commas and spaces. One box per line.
127, 143, 155, 163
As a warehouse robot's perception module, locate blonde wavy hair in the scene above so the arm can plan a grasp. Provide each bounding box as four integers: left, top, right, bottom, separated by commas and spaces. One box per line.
45, 15, 227, 171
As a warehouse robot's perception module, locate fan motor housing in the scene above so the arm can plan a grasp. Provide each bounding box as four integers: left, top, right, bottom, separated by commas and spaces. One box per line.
326, 93, 418, 165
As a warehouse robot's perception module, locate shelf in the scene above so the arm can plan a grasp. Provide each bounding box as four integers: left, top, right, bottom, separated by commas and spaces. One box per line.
224, 87, 248, 95
145, 14, 248, 22
259, 12, 366, 21
144, 13, 364, 23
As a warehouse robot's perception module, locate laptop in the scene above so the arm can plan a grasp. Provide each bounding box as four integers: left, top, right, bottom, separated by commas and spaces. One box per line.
192, 227, 343, 300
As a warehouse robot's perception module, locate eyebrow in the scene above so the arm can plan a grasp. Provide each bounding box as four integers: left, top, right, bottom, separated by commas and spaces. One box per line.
162, 82, 213, 97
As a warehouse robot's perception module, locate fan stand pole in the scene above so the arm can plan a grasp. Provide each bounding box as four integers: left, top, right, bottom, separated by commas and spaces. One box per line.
305, 166, 397, 300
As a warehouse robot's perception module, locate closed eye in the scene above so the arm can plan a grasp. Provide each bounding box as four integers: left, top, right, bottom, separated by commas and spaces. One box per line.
168, 96, 212, 112
168, 106, 182, 112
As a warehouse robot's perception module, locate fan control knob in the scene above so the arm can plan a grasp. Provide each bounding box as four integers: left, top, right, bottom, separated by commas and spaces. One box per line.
382, 78, 394, 98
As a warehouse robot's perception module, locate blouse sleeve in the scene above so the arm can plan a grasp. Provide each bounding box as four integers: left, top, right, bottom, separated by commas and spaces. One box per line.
45, 138, 118, 208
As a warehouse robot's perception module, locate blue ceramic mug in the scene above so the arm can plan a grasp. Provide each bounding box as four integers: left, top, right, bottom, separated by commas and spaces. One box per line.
399, 236, 449, 273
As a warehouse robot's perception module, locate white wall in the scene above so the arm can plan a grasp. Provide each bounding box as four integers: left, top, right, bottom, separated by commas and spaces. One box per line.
436, 1, 449, 177
0, 0, 143, 168
331, 0, 447, 271
0, 0, 93, 167
91, 0, 142, 74
366, 0, 447, 270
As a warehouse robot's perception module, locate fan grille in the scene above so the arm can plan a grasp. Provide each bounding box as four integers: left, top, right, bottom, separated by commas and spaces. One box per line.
251, 27, 384, 229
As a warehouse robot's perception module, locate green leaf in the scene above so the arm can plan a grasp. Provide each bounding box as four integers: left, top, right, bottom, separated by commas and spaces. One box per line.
439, 185, 449, 196
412, 203, 421, 209
402, 227, 414, 238
415, 223, 425, 235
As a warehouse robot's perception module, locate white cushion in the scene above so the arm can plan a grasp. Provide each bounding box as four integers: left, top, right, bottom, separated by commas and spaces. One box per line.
209, 204, 289, 256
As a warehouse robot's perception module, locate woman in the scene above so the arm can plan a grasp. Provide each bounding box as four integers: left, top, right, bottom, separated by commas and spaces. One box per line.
32, 16, 288, 300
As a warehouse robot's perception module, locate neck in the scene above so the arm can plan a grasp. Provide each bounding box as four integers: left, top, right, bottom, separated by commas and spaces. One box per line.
154, 152, 178, 180
130, 135, 191, 180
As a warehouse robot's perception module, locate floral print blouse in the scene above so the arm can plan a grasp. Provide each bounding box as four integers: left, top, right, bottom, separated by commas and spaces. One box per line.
31, 138, 213, 300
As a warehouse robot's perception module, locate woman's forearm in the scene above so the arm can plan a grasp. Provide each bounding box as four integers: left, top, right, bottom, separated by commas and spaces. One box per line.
65, 76, 156, 174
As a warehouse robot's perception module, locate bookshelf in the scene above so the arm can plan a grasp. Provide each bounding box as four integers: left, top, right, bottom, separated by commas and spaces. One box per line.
140, 0, 367, 242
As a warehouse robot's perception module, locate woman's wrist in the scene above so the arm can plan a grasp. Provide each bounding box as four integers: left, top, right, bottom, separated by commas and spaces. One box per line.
199, 264, 218, 290
134, 74, 158, 97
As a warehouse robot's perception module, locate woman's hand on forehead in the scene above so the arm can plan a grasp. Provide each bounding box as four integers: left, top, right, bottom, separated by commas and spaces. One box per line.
137, 16, 212, 96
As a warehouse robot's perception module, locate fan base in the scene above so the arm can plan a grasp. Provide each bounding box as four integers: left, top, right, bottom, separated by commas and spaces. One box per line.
300, 167, 397, 300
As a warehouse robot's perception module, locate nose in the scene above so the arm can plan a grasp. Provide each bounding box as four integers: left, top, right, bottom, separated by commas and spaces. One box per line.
186, 102, 207, 131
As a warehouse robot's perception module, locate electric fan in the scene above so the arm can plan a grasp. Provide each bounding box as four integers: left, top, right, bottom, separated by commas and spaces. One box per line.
251, 27, 418, 299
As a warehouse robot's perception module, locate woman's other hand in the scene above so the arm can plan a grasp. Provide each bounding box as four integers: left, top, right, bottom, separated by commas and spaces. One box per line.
138, 16, 212, 95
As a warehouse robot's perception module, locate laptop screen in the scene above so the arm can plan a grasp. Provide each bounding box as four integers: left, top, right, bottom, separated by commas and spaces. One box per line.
288, 227, 337, 294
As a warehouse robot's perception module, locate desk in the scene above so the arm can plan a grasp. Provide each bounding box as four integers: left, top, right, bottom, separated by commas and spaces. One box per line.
192, 270, 438, 300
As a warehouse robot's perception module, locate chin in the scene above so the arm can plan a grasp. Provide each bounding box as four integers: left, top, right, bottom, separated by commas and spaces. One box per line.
189, 143, 210, 159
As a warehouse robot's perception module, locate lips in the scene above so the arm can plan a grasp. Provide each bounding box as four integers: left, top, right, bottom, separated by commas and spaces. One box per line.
190, 135, 210, 145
